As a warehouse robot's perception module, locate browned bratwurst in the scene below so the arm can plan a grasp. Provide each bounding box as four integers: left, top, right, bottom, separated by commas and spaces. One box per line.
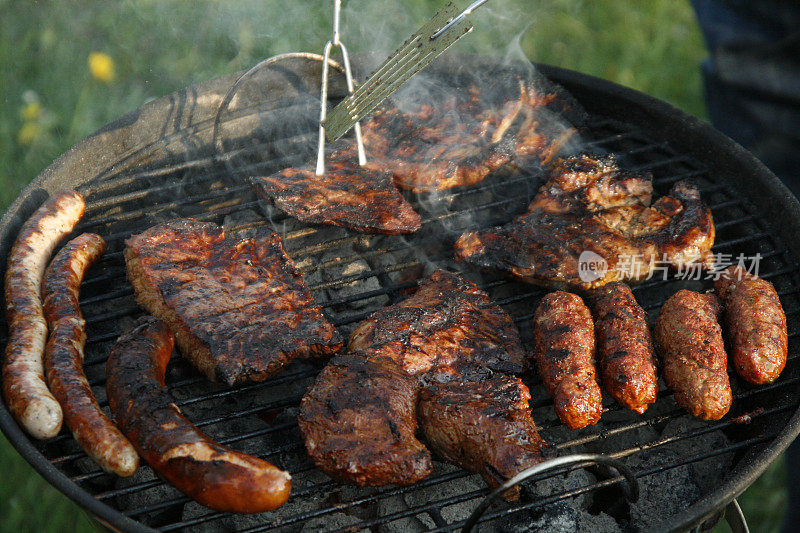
43, 233, 139, 477
532, 291, 603, 429
4, 189, 85, 439
587, 282, 659, 414
106, 317, 291, 513
654, 290, 731, 420
715, 266, 787, 385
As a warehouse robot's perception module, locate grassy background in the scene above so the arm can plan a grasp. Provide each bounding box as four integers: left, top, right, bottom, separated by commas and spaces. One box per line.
0, 0, 787, 531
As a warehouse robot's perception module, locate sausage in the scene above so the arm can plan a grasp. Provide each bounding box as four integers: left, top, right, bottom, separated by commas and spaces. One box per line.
532, 291, 602, 429
3, 190, 85, 439
715, 265, 787, 385
587, 282, 659, 414
654, 290, 731, 420
106, 317, 291, 513
42, 233, 139, 476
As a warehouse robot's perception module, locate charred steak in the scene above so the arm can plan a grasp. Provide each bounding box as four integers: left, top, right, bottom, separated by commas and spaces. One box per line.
253, 143, 421, 234
300, 270, 545, 496
297, 353, 432, 486
124, 219, 342, 385
363, 75, 585, 192
455, 153, 715, 289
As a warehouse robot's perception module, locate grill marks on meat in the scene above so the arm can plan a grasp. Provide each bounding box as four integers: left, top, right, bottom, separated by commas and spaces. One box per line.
363, 76, 584, 192
587, 282, 659, 414
3, 189, 85, 439
106, 317, 291, 513
532, 291, 603, 429
654, 290, 732, 420
124, 219, 342, 385
715, 266, 787, 385
253, 144, 421, 234
349, 270, 526, 376
300, 270, 545, 496
297, 354, 432, 486
418, 371, 546, 500
43, 233, 139, 477
455, 154, 716, 289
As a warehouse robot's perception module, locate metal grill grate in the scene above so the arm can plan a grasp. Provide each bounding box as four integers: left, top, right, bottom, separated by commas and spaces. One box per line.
5, 69, 800, 532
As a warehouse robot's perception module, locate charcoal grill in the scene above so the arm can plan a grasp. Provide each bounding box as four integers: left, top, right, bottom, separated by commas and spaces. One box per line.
1, 54, 799, 532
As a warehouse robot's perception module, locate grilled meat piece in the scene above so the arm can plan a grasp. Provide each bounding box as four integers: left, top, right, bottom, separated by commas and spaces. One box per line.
43, 233, 139, 477
301, 270, 545, 493
532, 291, 603, 429
363, 76, 584, 192
349, 269, 526, 376
106, 317, 291, 513
298, 353, 432, 486
455, 154, 715, 289
124, 219, 342, 385
4, 189, 84, 439
418, 370, 546, 499
253, 143, 421, 234
587, 282, 659, 414
715, 266, 787, 385
654, 290, 731, 420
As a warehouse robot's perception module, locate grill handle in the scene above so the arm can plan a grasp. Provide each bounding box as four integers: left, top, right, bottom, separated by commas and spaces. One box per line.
461, 453, 640, 532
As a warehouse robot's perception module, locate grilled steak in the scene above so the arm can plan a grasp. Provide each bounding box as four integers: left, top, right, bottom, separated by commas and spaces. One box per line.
715, 265, 787, 385
298, 353, 432, 486
418, 370, 546, 499
363, 75, 585, 192
124, 219, 342, 385
252, 143, 421, 234
455, 153, 715, 289
300, 270, 545, 495
348, 269, 526, 376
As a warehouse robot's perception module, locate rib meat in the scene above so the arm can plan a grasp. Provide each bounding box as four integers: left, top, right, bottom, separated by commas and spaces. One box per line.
300, 270, 545, 496
124, 219, 342, 385
252, 143, 421, 234
455, 153, 715, 289
363, 75, 585, 192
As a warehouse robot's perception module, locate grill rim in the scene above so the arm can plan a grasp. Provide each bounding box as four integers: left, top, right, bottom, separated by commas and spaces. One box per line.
0, 56, 798, 533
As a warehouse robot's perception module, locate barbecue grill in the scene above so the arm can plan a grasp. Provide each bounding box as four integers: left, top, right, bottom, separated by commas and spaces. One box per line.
1, 53, 799, 532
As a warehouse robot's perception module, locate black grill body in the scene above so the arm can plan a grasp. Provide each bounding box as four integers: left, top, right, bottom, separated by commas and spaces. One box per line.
1, 55, 799, 532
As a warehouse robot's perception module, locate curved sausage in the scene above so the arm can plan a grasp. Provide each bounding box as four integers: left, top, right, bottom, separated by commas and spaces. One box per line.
654, 290, 731, 420
3, 190, 85, 439
715, 266, 787, 385
106, 317, 291, 513
532, 291, 602, 429
43, 233, 139, 476
587, 282, 659, 414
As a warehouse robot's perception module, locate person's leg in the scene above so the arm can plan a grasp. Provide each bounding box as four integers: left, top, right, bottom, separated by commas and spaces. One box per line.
691, 0, 800, 196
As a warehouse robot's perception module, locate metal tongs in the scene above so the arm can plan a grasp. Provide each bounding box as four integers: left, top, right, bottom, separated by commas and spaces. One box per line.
316, 0, 365, 175
316, 0, 490, 174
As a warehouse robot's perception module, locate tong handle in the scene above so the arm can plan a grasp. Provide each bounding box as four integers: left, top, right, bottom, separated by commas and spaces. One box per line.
431, 0, 490, 40
316, 0, 366, 175
461, 453, 640, 532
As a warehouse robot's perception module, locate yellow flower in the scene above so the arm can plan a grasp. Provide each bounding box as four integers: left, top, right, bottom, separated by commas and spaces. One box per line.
20, 101, 42, 121
88, 52, 115, 83
17, 122, 41, 146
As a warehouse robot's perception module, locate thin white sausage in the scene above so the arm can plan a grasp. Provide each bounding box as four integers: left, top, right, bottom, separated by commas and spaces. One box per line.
3, 190, 84, 439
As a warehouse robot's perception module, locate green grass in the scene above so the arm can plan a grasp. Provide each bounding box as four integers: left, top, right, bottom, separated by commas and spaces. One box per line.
0, 0, 787, 531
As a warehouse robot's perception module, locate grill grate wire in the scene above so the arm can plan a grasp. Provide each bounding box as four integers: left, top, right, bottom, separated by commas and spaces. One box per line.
6, 113, 800, 532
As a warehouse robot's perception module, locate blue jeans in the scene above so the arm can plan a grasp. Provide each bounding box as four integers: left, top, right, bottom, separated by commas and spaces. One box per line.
692, 0, 800, 198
